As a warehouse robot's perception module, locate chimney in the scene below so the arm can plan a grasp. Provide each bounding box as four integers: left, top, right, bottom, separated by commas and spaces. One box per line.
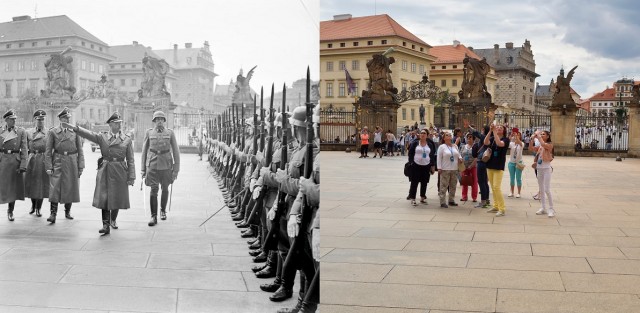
185, 43, 192, 48
523, 39, 531, 51
204, 40, 210, 51
467, 46, 473, 51
12, 15, 31, 21
494, 44, 499, 63
133, 41, 138, 46
453, 40, 460, 47
333, 14, 352, 21
173, 44, 178, 64
506, 42, 514, 49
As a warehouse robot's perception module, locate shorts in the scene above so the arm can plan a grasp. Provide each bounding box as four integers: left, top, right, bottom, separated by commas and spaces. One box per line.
374, 142, 382, 148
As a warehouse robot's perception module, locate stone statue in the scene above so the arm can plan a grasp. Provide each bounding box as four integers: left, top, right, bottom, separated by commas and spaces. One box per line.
458, 55, 491, 101
551, 66, 578, 107
139, 54, 170, 98
43, 49, 76, 98
419, 103, 425, 124
232, 66, 256, 103
631, 84, 640, 106
362, 53, 398, 102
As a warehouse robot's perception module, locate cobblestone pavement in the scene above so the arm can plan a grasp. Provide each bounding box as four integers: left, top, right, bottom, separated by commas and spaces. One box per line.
321, 151, 640, 313
0, 145, 295, 312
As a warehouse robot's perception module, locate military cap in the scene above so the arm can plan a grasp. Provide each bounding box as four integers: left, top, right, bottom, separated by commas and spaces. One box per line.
33, 109, 46, 120
3, 109, 17, 119
57, 107, 72, 119
106, 111, 123, 124
289, 106, 307, 128
152, 111, 166, 122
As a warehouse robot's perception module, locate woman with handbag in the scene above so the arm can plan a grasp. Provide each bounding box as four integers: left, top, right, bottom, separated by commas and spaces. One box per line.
407, 129, 436, 206
459, 133, 477, 202
437, 132, 463, 208
529, 130, 555, 217
484, 124, 510, 217
507, 131, 525, 198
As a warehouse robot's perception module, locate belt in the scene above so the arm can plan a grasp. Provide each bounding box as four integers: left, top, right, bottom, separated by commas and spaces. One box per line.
104, 157, 125, 162
1, 149, 20, 154
54, 150, 78, 156
150, 149, 170, 155
29, 150, 45, 154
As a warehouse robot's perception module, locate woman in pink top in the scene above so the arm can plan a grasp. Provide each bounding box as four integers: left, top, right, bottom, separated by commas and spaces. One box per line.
359, 126, 370, 158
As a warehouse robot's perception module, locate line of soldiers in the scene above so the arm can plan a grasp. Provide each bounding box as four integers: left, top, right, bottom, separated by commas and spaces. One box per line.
206, 72, 319, 313
0, 107, 180, 235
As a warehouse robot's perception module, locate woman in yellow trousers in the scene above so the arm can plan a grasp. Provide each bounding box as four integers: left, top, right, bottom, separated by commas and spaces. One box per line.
483, 124, 510, 217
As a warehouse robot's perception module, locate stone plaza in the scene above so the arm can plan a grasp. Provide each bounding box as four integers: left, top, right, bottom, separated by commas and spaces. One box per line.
0, 145, 296, 312
321, 151, 640, 313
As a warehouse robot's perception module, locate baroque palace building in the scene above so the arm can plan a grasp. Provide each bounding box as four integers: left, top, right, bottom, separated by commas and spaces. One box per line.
320, 14, 437, 128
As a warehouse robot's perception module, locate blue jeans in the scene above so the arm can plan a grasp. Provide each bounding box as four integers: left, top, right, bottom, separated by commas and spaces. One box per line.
476, 161, 489, 201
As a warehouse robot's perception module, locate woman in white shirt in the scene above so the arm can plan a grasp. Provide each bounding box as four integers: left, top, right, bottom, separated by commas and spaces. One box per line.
437, 132, 463, 208
529, 130, 555, 217
507, 131, 525, 198
407, 130, 436, 206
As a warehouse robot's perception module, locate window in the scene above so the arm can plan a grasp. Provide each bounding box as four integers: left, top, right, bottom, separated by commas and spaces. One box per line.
121, 64, 125, 68
452, 79, 458, 87
91, 44, 95, 49
441, 80, 446, 87
46, 41, 52, 46
381, 40, 387, 44
340, 42, 345, 47
82, 41, 86, 47
353, 42, 359, 47
30, 60, 37, 70
131, 79, 137, 86
522, 95, 526, 103
120, 79, 126, 86
402, 108, 407, 120
17, 81, 24, 96
529, 96, 533, 105
99, 47, 103, 52
367, 41, 373, 46
431, 65, 435, 70
339, 61, 346, 70
402, 41, 406, 47
441, 65, 446, 69
412, 44, 415, 49
508, 73, 512, 78
509, 84, 512, 89
402, 82, 407, 91
187, 57, 192, 64
30, 80, 37, 92
326, 82, 333, 97
411, 108, 415, 121
453, 65, 458, 69
81, 108, 86, 119
5, 44, 11, 49
80, 79, 86, 90
402, 60, 407, 71
98, 65, 104, 74
90, 108, 94, 119
523, 75, 527, 80
90, 62, 95, 72
430, 80, 435, 86
19, 43, 24, 48
132, 64, 136, 68
353, 82, 359, 95
420, 47, 424, 52
339, 83, 345, 97
5, 82, 12, 98
411, 63, 416, 73
18, 61, 24, 71
352, 60, 359, 70
326, 61, 333, 71
32, 42, 37, 47
4, 62, 11, 72
81, 60, 86, 70
419, 65, 425, 74
60, 39, 66, 45
523, 86, 526, 91
327, 43, 332, 48
109, 79, 114, 85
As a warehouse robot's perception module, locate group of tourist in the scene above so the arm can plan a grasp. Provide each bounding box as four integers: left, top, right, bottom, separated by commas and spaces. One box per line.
404, 120, 555, 217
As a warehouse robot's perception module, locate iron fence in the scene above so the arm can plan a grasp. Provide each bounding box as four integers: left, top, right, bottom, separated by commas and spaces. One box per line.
320, 110, 357, 144
575, 115, 628, 151
493, 113, 552, 135
173, 112, 220, 146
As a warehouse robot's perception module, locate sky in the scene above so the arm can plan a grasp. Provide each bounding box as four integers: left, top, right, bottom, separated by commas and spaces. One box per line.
320, 0, 640, 98
1, 0, 319, 93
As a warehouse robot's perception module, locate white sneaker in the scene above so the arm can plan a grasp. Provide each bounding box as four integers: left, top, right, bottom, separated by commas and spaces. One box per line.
536, 208, 547, 215
507, 193, 514, 197
515, 194, 521, 198
486, 208, 499, 213
495, 211, 505, 217
548, 209, 556, 218
411, 200, 417, 206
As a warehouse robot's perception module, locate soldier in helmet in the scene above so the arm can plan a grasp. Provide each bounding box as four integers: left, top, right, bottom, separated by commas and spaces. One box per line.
25, 110, 50, 217
141, 110, 180, 226
62, 111, 135, 235
45, 107, 84, 223
0, 109, 28, 221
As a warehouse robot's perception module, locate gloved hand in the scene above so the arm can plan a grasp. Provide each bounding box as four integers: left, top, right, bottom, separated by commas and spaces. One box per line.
127, 180, 134, 186
275, 168, 287, 184
250, 179, 257, 192
17, 168, 26, 174
78, 168, 83, 177
172, 172, 178, 181
252, 186, 262, 199
267, 207, 276, 221
312, 228, 320, 261
259, 166, 270, 177
299, 177, 312, 194
46, 169, 53, 175
141, 171, 146, 179
287, 215, 299, 238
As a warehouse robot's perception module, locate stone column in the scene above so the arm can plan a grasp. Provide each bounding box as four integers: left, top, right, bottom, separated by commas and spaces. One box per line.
626, 104, 640, 158
548, 106, 577, 156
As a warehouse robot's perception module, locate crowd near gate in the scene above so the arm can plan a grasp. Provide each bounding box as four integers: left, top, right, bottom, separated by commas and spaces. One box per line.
319, 110, 357, 150
575, 114, 629, 151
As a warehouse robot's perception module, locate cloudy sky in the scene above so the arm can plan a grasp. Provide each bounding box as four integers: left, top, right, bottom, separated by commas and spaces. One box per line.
321, 0, 640, 98
2, 0, 319, 93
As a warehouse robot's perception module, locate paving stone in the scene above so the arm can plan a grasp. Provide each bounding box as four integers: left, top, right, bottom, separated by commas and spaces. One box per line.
588, 258, 640, 274
492, 216, 560, 226
321, 281, 496, 312
322, 248, 469, 267
322, 235, 410, 250
561, 272, 640, 294
531, 243, 625, 258
320, 305, 426, 313
147, 253, 250, 272
323, 226, 361, 236
472, 231, 575, 244
571, 234, 640, 247
353, 228, 474, 241
323, 217, 398, 228
391, 221, 457, 230
431, 214, 494, 224
405, 239, 532, 255
212, 243, 253, 257
0, 236, 89, 251
0, 261, 69, 283
620, 247, 640, 259
0, 306, 106, 313
384, 265, 564, 291
620, 227, 640, 237
348, 212, 436, 222
82, 238, 213, 255
0, 248, 149, 268
524, 225, 626, 236
496, 288, 640, 313
467, 254, 592, 272
323, 262, 394, 283
178, 289, 297, 313
454, 222, 524, 233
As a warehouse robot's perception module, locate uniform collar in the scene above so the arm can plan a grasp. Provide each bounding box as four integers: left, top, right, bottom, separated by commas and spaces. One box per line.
4, 125, 15, 132
109, 130, 123, 140
155, 126, 165, 133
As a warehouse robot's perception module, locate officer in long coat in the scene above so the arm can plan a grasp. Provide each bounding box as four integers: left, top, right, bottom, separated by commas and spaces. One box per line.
44, 107, 84, 223
62, 111, 135, 235
0, 109, 28, 221
141, 111, 180, 226
25, 110, 49, 217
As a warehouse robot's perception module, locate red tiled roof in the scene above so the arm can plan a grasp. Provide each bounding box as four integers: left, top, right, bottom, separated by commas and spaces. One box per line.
320, 14, 428, 46
589, 87, 615, 100
429, 43, 482, 64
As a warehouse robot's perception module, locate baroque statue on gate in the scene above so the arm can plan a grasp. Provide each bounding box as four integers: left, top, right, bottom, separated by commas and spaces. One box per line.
551, 66, 578, 107
630, 84, 640, 107
458, 55, 491, 101
232, 66, 256, 104
139, 54, 170, 98
42, 48, 76, 99
361, 53, 398, 103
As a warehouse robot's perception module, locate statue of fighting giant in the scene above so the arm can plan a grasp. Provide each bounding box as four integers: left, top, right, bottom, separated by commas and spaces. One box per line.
139, 54, 170, 98
42, 47, 76, 98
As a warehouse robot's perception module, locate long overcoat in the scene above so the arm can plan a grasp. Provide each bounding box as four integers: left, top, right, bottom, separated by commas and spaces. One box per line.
45, 126, 84, 203
76, 127, 135, 210
0, 126, 27, 204
25, 127, 49, 199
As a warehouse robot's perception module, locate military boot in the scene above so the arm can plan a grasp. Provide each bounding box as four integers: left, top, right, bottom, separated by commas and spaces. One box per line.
7, 207, 14, 222
260, 276, 282, 292
98, 210, 110, 235
47, 203, 58, 223
269, 285, 293, 302
299, 301, 318, 313
64, 203, 74, 219
148, 197, 158, 227
110, 209, 119, 229
277, 297, 303, 313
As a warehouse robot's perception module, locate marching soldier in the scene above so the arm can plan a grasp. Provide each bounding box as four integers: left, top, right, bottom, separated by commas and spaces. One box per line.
0, 109, 28, 221
62, 112, 135, 235
44, 107, 84, 223
141, 111, 180, 226
25, 110, 50, 217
